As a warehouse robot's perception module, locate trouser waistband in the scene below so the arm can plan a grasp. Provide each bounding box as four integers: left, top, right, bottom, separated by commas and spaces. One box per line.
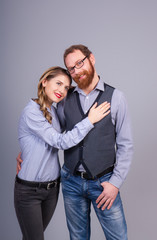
15, 175, 60, 189
75, 166, 114, 180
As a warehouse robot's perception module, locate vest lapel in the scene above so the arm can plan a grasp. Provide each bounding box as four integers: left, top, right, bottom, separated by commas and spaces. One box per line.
75, 89, 104, 118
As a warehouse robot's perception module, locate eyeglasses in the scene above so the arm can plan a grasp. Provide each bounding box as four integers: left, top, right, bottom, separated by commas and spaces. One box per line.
67, 56, 87, 74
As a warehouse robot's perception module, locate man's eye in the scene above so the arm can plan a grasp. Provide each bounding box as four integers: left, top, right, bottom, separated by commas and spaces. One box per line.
68, 67, 74, 72
76, 61, 82, 66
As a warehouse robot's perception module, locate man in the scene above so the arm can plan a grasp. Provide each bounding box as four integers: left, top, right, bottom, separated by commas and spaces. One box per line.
58, 44, 133, 240
17, 44, 133, 240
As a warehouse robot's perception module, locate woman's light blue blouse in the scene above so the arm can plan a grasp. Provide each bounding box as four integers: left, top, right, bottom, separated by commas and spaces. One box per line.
18, 100, 93, 182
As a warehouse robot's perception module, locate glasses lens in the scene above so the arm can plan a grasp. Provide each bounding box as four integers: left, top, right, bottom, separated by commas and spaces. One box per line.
67, 57, 87, 74
75, 61, 83, 69
68, 68, 74, 74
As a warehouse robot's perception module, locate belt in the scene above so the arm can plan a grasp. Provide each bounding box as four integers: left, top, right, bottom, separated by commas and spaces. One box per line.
16, 176, 60, 190
75, 166, 114, 180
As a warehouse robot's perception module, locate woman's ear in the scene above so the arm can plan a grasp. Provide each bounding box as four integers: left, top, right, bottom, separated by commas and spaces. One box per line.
89, 53, 95, 65
42, 78, 47, 87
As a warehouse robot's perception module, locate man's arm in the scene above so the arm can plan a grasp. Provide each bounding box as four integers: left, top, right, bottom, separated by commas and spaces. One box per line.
16, 152, 22, 174
96, 90, 133, 210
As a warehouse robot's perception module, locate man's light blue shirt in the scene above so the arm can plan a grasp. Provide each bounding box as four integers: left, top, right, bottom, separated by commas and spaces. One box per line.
18, 100, 93, 182
57, 79, 133, 188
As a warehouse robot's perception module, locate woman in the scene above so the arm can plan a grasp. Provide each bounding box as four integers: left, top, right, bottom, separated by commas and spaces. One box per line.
14, 66, 110, 240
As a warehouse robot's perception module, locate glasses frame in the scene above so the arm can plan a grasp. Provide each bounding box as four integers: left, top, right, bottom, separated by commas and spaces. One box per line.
67, 56, 88, 74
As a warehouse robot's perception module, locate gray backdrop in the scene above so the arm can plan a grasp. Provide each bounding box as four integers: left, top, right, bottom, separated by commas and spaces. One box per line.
1, 0, 157, 239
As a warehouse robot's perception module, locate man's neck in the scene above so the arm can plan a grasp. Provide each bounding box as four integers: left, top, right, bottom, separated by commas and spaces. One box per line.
82, 72, 99, 95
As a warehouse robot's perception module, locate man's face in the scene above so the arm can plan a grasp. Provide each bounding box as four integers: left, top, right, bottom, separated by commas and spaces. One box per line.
65, 50, 95, 89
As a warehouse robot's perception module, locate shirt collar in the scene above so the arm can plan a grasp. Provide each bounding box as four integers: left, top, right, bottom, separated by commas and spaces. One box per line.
73, 77, 105, 95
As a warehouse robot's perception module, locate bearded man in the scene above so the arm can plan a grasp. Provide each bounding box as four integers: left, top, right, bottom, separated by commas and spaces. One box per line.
57, 44, 133, 240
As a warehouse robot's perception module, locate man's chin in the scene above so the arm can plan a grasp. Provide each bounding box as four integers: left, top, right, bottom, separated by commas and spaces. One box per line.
78, 81, 91, 89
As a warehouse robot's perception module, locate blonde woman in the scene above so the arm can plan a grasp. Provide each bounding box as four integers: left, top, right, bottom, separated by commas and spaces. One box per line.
14, 66, 110, 240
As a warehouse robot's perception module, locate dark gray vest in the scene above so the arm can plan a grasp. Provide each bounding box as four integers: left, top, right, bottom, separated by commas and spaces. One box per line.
64, 83, 116, 177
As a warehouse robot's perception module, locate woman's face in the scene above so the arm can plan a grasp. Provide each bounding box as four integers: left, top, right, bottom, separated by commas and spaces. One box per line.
42, 74, 70, 108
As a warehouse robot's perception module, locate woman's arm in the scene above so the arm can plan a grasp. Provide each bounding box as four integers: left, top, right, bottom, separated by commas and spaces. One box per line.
20, 102, 110, 150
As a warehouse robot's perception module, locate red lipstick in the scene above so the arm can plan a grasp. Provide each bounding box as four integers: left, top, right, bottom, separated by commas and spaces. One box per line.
55, 93, 62, 98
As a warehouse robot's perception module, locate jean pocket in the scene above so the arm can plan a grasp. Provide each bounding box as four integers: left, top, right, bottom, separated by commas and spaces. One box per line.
14, 181, 37, 197
98, 172, 112, 185
61, 167, 71, 181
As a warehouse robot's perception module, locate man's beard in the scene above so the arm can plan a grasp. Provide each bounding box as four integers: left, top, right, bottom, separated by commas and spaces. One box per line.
73, 61, 95, 89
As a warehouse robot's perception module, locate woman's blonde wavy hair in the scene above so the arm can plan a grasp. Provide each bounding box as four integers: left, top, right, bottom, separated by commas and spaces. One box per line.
35, 66, 72, 124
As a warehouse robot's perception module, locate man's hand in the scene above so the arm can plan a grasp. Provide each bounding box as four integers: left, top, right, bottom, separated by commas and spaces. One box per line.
16, 152, 23, 174
96, 182, 119, 210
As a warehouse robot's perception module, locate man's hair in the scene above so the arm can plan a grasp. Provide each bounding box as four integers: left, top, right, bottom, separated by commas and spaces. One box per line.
63, 44, 92, 67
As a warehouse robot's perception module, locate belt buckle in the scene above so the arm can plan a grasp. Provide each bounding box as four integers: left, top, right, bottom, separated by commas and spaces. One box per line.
81, 172, 85, 179
54, 181, 57, 187
47, 181, 57, 189
47, 182, 53, 189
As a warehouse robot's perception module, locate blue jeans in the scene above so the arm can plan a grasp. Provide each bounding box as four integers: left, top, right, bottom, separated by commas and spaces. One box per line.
61, 165, 127, 240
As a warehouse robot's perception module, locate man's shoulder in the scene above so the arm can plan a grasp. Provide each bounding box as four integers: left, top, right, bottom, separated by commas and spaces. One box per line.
103, 81, 124, 98
112, 88, 125, 98
111, 88, 127, 108
105, 83, 115, 90
66, 86, 77, 100
68, 86, 76, 94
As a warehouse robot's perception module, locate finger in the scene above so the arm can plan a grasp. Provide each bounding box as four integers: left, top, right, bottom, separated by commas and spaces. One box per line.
99, 101, 107, 107
18, 152, 21, 158
16, 164, 21, 174
101, 102, 110, 109
107, 200, 114, 210
97, 102, 108, 109
96, 193, 104, 204
103, 110, 110, 116
99, 106, 110, 114
91, 102, 98, 109
98, 104, 110, 113
97, 197, 108, 208
16, 157, 23, 163
102, 199, 111, 211
18, 164, 21, 170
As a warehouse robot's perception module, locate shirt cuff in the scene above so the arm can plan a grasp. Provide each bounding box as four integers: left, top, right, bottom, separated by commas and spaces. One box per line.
82, 117, 94, 130
108, 174, 123, 189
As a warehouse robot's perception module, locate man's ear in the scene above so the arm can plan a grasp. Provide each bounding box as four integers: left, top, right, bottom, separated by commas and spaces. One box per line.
42, 78, 47, 87
89, 53, 95, 65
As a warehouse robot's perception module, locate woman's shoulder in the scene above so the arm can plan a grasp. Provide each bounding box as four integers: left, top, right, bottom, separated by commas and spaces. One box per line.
23, 99, 38, 112
20, 99, 42, 120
